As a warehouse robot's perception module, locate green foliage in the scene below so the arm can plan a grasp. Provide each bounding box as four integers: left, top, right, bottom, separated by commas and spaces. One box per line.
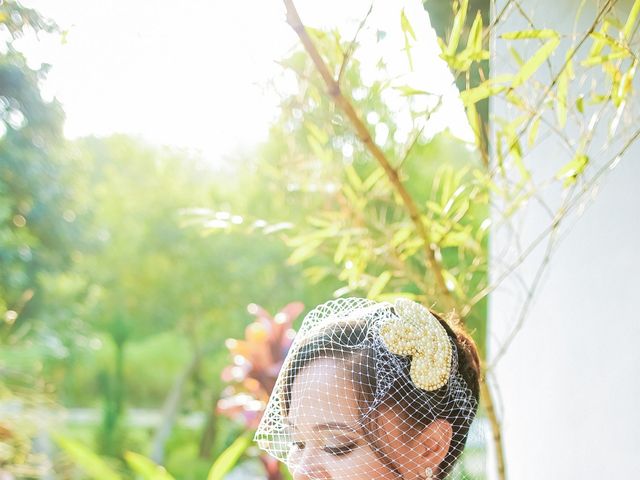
52, 433, 122, 480
207, 433, 252, 480
1, 3, 73, 475
250, 32, 490, 350
0, 49, 67, 340
124, 451, 176, 480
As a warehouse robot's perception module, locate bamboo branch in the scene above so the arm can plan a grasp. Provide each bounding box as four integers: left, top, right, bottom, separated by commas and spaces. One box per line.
282, 0, 455, 310
480, 366, 506, 480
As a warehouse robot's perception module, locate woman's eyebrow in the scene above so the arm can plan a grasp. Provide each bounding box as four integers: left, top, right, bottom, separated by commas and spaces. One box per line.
313, 422, 357, 432
283, 420, 356, 432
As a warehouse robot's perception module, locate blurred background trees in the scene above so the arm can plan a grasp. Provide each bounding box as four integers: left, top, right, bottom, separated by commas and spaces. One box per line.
1, 2, 342, 475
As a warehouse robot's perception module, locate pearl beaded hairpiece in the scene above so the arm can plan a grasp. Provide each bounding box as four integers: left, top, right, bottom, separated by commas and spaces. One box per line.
380, 298, 453, 391
254, 297, 478, 479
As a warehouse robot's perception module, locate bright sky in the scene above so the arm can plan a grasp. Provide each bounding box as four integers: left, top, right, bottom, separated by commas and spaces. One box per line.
19, 0, 472, 167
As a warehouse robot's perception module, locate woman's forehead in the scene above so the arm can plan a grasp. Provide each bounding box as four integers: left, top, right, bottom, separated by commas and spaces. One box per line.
287, 357, 362, 428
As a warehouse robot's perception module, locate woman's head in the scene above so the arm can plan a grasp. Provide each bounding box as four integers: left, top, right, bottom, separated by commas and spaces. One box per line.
255, 298, 480, 480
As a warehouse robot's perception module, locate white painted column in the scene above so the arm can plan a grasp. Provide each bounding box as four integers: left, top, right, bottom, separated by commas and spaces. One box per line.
488, 0, 640, 478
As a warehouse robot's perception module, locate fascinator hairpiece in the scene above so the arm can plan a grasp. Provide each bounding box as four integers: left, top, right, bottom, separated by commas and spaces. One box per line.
380, 297, 453, 391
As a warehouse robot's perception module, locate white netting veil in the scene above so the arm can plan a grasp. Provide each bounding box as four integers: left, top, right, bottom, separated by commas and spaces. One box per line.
254, 297, 480, 480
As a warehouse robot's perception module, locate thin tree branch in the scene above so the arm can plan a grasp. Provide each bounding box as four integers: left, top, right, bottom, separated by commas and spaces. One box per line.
338, 3, 374, 84
468, 125, 640, 313
488, 221, 558, 370
396, 123, 426, 171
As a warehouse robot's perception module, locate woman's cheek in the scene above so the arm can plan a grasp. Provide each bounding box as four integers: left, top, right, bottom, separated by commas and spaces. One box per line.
326, 448, 389, 479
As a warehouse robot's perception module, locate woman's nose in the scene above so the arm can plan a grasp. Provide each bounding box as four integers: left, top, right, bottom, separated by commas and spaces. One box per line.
290, 450, 331, 480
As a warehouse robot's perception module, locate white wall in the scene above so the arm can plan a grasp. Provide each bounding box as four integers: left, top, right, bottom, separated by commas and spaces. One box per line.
488, 0, 640, 478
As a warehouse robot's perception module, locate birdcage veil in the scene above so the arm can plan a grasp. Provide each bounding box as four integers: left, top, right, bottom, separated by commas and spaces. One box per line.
254, 297, 480, 479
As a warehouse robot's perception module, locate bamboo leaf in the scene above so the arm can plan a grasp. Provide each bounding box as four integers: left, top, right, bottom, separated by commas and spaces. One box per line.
342, 184, 361, 207
443, 185, 467, 216
617, 60, 637, 102
501, 29, 559, 40
52, 433, 122, 480
400, 9, 416, 70
368, 271, 392, 299
393, 85, 433, 96
504, 113, 528, 136
453, 165, 471, 187
124, 452, 175, 480
426, 200, 443, 215
377, 291, 419, 302
510, 139, 530, 183
451, 198, 470, 223
437, 35, 448, 55
363, 167, 385, 192
508, 46, 524, 66
208, 434, 252, 480
460, 82, 506, 106
439, 166, 454, 209
447, 0, 469, 56
334, 235, 350, 263
472, 170, 502, 196
443, 53, 472, 72
286, 228, 337, 247
581, 51, 628, 67
512, 37, 560, 87
466, 104, 482, 150
503, 89, 525, 108
555, 154, 589, 187
528, 116, 541, 147
307, 135, 331, 162
345, 164, 363, 192
400, 9, 416, 39
589, 32, 629, 53
287, 238, 324, 265
556, 67, 570, 128
305, 122, 329, 145
611, 66, 624, 107
467, 11, 483, 54
622, 0, 640, 41
307, 216, 333, 228
588, 20, 610, 58
391, 227, 413, 248
604, 15, 624, 30
303, 266, 331, 283
589, 92, 609, 104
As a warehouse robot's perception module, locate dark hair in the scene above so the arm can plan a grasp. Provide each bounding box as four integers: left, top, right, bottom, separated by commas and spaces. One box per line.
280, 304, 480, 479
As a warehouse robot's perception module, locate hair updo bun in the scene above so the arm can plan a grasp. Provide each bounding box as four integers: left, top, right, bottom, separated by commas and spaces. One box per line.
436, 309, 481, 403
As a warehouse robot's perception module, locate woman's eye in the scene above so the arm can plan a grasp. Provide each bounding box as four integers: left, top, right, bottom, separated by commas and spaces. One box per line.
291, 441, 305, 450
323, 442, 357, 457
